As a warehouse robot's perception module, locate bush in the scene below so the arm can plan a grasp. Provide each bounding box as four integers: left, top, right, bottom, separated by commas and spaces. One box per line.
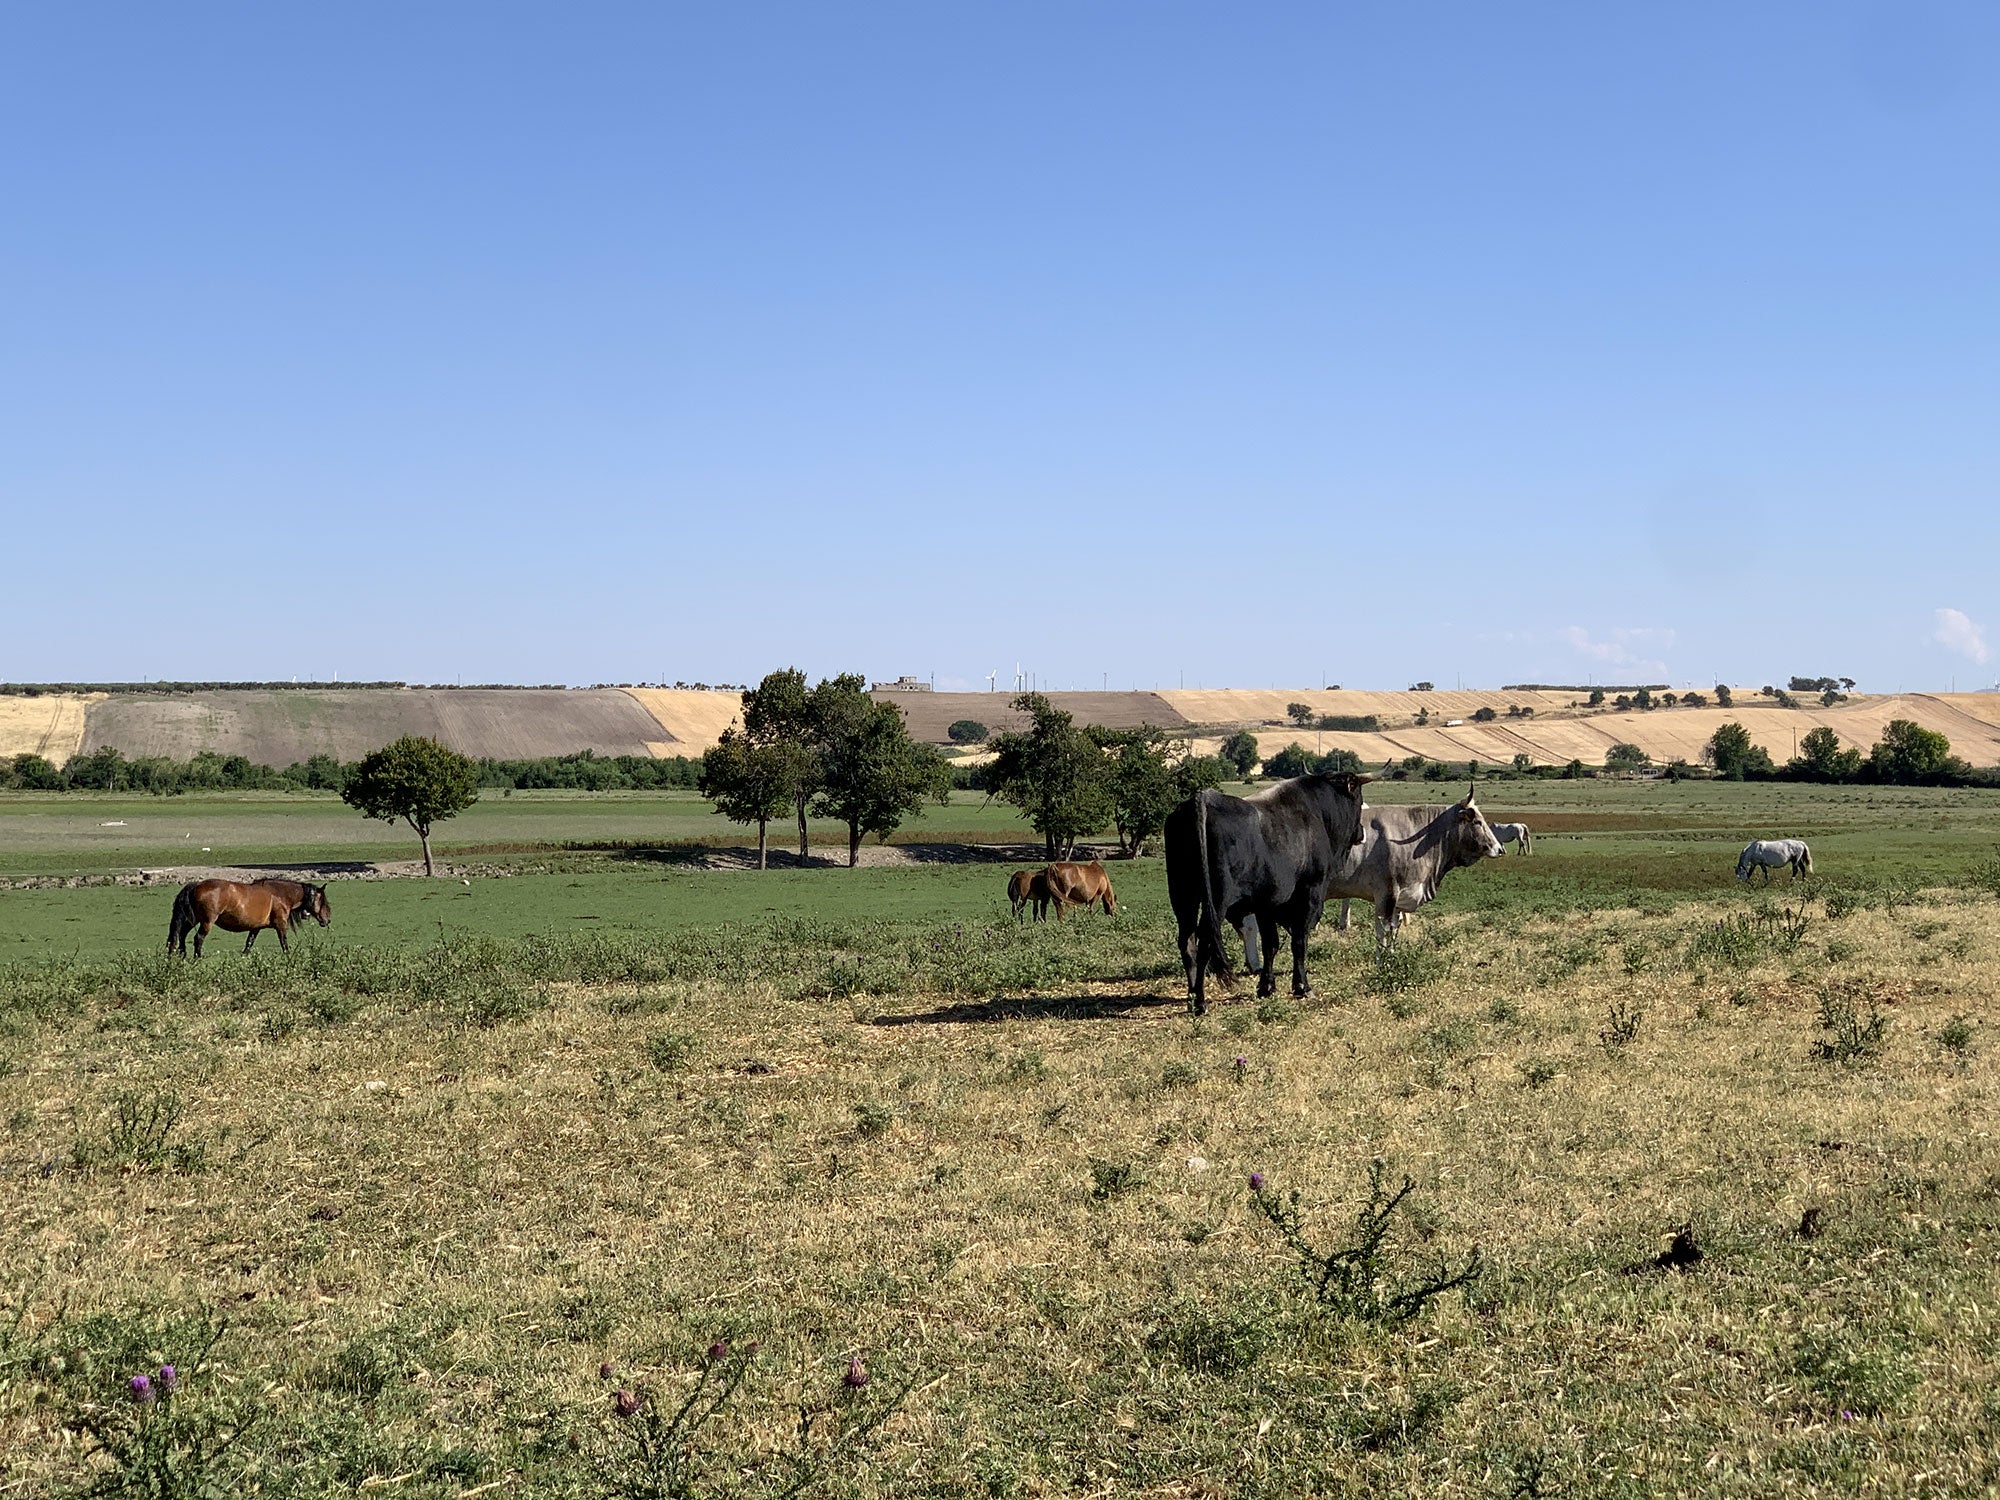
1248, 1160, 1482, 1323
1812, 986, 1890, 1063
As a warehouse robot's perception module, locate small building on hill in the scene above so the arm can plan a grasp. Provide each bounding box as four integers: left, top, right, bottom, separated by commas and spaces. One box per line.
871, 676, 932, 692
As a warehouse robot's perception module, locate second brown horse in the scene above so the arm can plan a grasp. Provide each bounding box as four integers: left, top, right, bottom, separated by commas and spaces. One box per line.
1040, 861, 1117, 919
167, 878, 332, 957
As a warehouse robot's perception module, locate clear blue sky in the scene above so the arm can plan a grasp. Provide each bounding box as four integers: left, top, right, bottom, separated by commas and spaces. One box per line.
4, 4, 1995, 692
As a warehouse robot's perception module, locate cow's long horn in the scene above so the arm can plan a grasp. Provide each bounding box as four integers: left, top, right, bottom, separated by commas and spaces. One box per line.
1354, 772, 1379, 784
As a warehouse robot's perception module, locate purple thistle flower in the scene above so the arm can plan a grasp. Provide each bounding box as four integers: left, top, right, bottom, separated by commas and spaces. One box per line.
1234, 1057, 1247, 1068
128, 1374, 155, 1404
842, 1355, 869, 1389
157, 1364, 178, 1394
1248, 1172, 1265, 1192
612, 1389, 642, 1418
707, 1340, 729, 1362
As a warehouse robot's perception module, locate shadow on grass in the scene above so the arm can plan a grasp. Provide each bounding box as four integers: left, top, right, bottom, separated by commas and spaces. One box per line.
871, 991, 1187, 1025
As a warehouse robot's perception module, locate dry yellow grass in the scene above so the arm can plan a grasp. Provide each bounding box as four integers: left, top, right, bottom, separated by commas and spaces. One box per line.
621, 688, 747, 757
4, 886, 1997, 1495
0, 693, 99, 761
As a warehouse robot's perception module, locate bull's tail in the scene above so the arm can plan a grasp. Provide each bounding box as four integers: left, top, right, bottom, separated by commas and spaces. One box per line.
1195, 792, 1234, 980
167, 883, 196, 955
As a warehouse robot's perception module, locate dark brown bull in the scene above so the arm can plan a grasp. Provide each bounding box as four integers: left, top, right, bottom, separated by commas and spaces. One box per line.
1006, 869, 1056, 922
167, 878, 331, 957
1041, 860, 1116, 919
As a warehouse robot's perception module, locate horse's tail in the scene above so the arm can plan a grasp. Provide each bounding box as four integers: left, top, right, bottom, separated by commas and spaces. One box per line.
167, 882, 196, 954
1798, 842, 1813, 875
1195, 791, 1234, 980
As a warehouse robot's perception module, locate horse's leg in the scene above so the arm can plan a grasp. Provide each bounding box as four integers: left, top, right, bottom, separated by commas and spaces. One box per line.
1336, 898, 1351, 933
274, 915, 290, 953
244, 929, 258, 953
194, 921, 210, 959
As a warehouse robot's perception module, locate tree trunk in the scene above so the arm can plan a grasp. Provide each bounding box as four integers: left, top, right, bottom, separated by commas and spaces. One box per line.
848, 821, 862, 868
757, 817, 768, 870
413, 820, 435, 877
1045, 831, 1057, 861
798, 799, 809, 861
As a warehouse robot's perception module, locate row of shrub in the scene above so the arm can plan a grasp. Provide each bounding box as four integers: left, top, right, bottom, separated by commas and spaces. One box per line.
0, 747, 704, 795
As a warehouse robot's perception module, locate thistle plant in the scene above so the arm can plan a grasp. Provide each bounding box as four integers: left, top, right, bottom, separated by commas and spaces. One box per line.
1248, 1160, 1482, 1323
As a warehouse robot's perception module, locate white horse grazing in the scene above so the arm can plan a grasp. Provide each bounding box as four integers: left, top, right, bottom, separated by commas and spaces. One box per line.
1492, 822, 1532, 855
1736, 839, 1812, 883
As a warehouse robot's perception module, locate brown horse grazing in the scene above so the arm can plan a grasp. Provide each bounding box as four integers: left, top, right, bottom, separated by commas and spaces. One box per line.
1042, 860, 1116, 919
168, 879, 331, 958
1007, 869, 1056, 922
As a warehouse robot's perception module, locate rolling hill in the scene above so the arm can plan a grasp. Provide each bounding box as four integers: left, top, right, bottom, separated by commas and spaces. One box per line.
4, 685, 1998, 771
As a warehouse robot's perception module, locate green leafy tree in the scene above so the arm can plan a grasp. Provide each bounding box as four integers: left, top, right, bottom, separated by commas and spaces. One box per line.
699, 727, 800, 869
1511, 752, 1532, 774
64, 746, 129, 790
947, 719, 989, 745
1561, 758, 1586, 779
1471, 705, 1497, 722
1681, 691, 1707, 708
1587, 688, 1606, 707
6, 752, 66, 790
1604, 742, 1651, 772
1632, 687, 1654, 710
740, 668, 819, 860
1316, 747, 1363, 774
1704, 722, 1775, 780
815, 695, 951, 866
1713, 684, 1733, 707
1219, 730, 1260, 777
986, 693, 1112, 859
1286, 701, 1315, 727
1092, 726, 1188, 857
1261, 742, 1317, 779
1789, 726, 1863, 783
1175, 755, 1232, 797
1868, 720, 1967, 785
341, 735, 481, 876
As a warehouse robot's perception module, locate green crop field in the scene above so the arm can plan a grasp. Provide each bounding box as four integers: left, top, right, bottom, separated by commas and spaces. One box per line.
4, 780, 1999, 1496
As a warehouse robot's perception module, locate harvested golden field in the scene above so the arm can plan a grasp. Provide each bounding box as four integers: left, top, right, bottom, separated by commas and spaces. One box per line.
1188, 692, 2000, 769
622, 688, 751, 756
0, 693, 98, 761
4, 870, 1998, 1496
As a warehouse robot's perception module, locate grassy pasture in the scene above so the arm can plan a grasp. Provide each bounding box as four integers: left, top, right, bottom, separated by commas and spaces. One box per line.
3, 783, 1999, 1495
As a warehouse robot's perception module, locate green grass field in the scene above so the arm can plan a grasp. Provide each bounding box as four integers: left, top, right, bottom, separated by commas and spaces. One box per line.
5, 780, 1999, 964
3, 781, 1999, 1496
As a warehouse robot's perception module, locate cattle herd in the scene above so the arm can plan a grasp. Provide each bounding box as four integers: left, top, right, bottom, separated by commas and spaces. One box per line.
1018, 773, 1819, 1015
